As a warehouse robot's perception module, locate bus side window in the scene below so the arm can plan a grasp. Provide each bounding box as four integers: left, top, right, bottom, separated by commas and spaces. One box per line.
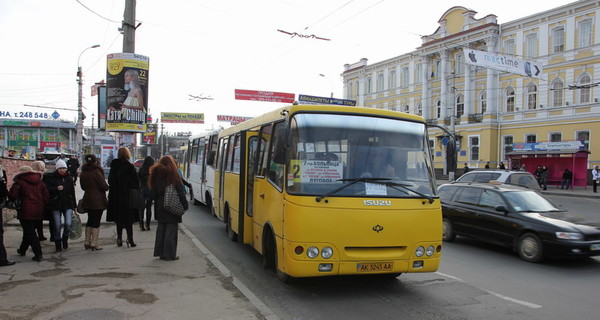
267, 122, 285, 189
258, 124, 272, 177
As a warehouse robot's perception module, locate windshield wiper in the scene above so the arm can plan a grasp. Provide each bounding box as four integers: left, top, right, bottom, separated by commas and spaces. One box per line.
315, 177, 435, 204
315, 177, 390, 202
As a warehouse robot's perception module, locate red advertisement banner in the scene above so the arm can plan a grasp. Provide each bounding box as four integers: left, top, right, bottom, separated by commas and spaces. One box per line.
235, 89, 295, 103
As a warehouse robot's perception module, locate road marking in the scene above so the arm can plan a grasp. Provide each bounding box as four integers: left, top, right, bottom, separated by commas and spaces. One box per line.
436, 272, 542, 309
180, 224, 280, 320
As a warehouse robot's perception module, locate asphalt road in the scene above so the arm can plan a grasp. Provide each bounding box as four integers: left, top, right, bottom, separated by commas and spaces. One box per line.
182, 196, 600, 320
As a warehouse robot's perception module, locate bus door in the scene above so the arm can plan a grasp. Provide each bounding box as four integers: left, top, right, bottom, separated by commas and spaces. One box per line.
251, 122, 286, 252
243, 130, 260, 245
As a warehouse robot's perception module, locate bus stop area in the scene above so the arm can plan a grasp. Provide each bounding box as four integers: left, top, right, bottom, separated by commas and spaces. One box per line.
0, 188, 270, 320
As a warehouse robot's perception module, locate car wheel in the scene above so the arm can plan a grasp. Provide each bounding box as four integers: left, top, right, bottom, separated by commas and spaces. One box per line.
517, 233, 543, 263
442, 218, 456, 242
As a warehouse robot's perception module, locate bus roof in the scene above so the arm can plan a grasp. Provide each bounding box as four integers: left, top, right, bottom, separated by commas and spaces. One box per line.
219, 105, 426, 137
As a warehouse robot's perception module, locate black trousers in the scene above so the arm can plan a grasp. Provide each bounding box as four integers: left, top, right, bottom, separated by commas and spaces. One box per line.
86, 209, 103, 228
153, 222, 179, 258
0, 214, 7, 262
19, 219, 42, 258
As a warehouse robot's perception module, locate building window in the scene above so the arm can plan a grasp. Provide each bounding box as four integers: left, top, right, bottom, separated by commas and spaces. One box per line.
479, 91, 487, 114
469, 136, 479, 161
505, 87, 515, 112
434, 60, 441, 79
436, 100, 441, 119
404, 104, 410, 113
551, 79, 564, 107
504, 39, 515, 55
527, 83, 537, 110
389, 69, 397, 89
456, 94, 464, 118
579, 74, 592, 103
417, 102, 422, 116
366, 77, 372, 94
347, 82, 353, 98
526, 33, 537, 58
503, 136, 513, 156
454, 54, 464, 74
577, 130, 590, 149
552, 27, 565, 53
415, 63, 422, 84
401, 67, 409, 86
526, 134, 536, 143
355, 80, 360, 96
579, 19, 592, 48
377, 74, 384, 92
550, 132, 562, 142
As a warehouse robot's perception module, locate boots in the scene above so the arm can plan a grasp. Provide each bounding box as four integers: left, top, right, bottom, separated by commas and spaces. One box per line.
90, 228, 103, 251
55, 241, 62, 253
62, 238, 69, 249
84, 227, 92, 249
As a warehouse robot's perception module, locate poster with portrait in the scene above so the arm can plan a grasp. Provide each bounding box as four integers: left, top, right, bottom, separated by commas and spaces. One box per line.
101, 144, 117, 168
106, 53, 149, 133
142, 123, 157, 145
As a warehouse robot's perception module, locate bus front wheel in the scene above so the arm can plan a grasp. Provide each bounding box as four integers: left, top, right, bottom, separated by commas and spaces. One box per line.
274, 242, 293, 283
226, 214, 238, 242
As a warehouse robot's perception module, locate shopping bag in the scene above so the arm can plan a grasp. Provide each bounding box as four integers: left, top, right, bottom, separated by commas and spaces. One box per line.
70, 211, 82, 240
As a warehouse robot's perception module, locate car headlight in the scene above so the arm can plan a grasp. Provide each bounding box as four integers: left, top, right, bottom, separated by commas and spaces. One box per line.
321, 247, 333, 259
555, 232, 583, 240
415, 246, 425, 257
307, 246, 319, 259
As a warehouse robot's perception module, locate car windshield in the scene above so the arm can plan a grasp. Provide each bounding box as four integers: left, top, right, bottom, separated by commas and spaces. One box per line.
504, 190, 560, 212
286, 113, 436, 198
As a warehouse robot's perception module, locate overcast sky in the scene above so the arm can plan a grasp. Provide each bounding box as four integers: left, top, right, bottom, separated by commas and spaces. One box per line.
0, 0, 573, 134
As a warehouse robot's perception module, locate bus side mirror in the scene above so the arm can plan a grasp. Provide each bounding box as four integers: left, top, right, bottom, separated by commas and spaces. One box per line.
206, 151, 216, 166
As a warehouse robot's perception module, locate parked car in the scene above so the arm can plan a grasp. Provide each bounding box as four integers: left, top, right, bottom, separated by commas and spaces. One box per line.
454, 169, 541, 191
133, 159, 144, 168
437, 182, 600, 262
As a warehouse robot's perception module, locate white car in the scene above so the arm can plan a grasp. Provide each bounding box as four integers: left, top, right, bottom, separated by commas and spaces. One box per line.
453, 170, 541, 191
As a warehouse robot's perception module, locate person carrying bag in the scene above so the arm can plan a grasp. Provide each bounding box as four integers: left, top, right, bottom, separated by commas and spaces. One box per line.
149, 156, 188, 261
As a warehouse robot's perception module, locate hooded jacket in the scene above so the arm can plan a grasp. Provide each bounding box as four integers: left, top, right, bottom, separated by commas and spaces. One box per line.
44, 170, 76, 210
8, 170, 49, 220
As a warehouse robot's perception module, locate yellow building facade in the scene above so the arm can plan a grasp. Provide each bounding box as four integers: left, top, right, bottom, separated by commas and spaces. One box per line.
342, 1, 600, 176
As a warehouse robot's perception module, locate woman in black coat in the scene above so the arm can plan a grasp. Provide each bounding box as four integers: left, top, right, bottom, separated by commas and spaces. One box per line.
150, 155, 188, 261
107, 147, 140, 247
44, 159, 76, 252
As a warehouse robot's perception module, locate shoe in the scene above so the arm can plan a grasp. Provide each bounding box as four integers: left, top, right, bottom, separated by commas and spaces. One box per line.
117, 239, 123, 247
55, 241, 62, 252
163, 256, 179, 261
126, 239, 136, 248
139, 224, 146, 231
32, 256, 42, 262
145, 223, 150, 231
0, 260, 16, 267
62, 238, 68, 249
38, 236, 47, 241
17, 248, 26, 256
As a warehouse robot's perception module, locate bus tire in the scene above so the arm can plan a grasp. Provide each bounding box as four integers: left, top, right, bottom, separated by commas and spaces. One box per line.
262, 231, 275, 269
226, 213, 238, 242
274, 240, 293, 283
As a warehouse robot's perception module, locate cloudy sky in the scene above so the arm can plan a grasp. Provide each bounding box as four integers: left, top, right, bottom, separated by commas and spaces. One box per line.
0, 0, 572, 134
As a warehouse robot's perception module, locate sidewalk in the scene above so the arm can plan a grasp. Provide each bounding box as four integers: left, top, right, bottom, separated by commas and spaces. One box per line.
0, 220, 266, 320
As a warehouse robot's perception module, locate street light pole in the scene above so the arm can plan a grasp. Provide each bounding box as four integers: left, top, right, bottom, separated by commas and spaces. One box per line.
319, 74, 334, 98
77, 44, 100, 159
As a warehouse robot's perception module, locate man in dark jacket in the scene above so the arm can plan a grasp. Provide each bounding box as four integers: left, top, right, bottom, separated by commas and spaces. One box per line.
67, 155, 80, 186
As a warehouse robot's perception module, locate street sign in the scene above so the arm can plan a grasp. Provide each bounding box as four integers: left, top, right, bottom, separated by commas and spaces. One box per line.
235, 89, 295, 103
463, 48, 543, 78
51, 111, 60, 119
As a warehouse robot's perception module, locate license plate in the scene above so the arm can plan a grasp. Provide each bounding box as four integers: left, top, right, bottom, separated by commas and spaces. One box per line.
591, 244, 600, 251
356, 262, 393, 272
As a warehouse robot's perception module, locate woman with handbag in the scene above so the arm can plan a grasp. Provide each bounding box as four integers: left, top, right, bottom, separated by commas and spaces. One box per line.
137, 156, 154, 231
79, 154, 109, 251
45, 159, 76, 252
150, 156, 188, 261
9, 166, 49, 261
107, 147, 140, 247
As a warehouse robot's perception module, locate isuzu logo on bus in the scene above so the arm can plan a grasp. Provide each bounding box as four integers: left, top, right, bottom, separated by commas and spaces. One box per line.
363, 200, 392, 206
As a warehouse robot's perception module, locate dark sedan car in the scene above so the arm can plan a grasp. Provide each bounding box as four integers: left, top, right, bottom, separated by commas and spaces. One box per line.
438, 183, 600, 262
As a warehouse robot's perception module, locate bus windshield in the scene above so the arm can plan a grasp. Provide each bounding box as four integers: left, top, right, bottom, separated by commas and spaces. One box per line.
287, 113, 436, 198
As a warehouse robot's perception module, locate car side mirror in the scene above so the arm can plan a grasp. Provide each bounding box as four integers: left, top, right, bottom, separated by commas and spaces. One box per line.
495, 205, 508, 214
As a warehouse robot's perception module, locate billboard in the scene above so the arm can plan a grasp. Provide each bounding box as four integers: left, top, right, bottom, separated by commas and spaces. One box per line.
235, 89, 295, 103
298, 94, 357, 106
161, 112, 204, 124
106, 53, 149, 132
463, 48, 543, 78
142, 123, 158, 145
217, 115, 253, 125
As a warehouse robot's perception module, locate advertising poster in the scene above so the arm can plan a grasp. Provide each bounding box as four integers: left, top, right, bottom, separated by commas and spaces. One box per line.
106, 53, 149, 133
160, 112, 204, 124
142, 123, 157, 145
101, 145, 117, 168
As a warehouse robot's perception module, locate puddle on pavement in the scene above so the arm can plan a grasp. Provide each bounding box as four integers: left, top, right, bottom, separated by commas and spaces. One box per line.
32, 268, 70, 277
104, 288, 158, 304
74, 272, 135, 278
0, 279, 39, 291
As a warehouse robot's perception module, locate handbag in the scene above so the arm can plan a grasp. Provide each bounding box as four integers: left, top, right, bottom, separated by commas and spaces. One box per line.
164, 184, 186, 216
129, 188, 145, 209
6, 198, 21, 210
76, 199, 87, 214
70, 211, 82, 240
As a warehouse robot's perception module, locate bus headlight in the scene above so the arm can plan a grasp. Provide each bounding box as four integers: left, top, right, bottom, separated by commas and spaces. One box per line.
307, 247, 319, 259
426, 245, 435, 256
415, 246, 425, 257
321, 247, 333, 259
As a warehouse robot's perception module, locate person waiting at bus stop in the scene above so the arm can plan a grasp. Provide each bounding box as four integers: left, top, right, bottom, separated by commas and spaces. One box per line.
45, 159, 76, 252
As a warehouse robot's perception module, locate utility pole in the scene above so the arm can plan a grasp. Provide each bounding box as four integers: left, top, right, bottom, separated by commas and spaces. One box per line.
122, 0, 137, 156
